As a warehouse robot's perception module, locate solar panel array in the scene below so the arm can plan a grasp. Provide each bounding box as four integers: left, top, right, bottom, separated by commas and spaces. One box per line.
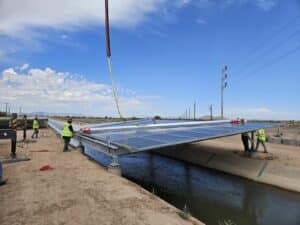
48, 119, 278, 153
90, 121, 277, 152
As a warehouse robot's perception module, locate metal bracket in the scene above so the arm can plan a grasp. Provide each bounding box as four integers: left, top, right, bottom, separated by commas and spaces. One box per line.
110, 154, 120, 167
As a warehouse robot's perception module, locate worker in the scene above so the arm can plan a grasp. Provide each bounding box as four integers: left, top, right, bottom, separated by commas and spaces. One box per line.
9, 114, 17, 158
255, 128, 268, 153
241, 132, 250, 152
21, 115, 27, 142
0, 160, 7, 186
31, 116, 40, 139
61, 118, 74, 152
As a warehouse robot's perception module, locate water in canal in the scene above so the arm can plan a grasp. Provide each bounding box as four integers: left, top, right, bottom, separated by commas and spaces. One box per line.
84, 147, 300, 225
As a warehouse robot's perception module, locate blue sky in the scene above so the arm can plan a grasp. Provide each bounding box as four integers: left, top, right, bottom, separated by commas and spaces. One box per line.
0, 0, 299, 119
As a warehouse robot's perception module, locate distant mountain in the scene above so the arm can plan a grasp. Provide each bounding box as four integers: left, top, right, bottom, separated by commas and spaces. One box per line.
27, 112, 85, 117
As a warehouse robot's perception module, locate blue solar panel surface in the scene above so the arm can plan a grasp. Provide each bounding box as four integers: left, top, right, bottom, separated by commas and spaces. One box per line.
48, 119, 279, 152
89, 121, 278, 152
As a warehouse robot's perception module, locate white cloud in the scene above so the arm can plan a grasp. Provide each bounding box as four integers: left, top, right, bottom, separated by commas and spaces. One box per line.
0, 0, 171, 61
194, 0, 277, 11
194, 0, 213, 8
226, 107, 298, 120
0, 0, 278, 60
0, 0, 167, 36
196, 18, 207, 24
0, 66, 155, 117
61, 34, 68, 40
20, 63, 30, 71
0, 0, 277, 37
255, 0, 277, 11
175, 0, 191, 7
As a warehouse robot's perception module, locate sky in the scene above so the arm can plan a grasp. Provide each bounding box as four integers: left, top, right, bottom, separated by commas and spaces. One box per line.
0, 0, 300, 119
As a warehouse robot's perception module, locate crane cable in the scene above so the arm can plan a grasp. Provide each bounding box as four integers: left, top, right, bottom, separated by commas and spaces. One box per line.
107, 57, 123, 118
104, 0, 123, 118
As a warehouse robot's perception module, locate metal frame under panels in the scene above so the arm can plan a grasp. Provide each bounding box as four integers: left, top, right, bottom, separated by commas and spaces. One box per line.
75, 133, 131, 156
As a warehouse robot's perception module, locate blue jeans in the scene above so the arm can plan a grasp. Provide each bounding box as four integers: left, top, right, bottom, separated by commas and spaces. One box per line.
32, 128, 39, 138
255, 140, 268, 152
63, 137, 71, 151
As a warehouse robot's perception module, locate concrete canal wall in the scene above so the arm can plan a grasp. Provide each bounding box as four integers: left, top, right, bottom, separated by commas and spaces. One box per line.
154, 135, 300, 193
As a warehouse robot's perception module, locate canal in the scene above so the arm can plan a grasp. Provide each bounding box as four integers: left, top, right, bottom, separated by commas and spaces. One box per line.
84, 147, 300, 225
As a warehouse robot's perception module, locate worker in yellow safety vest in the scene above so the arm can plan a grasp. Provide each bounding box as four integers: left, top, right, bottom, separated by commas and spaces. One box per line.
255, 129, 268, 153
61, 118, 74, 152
31, 116, 40, 139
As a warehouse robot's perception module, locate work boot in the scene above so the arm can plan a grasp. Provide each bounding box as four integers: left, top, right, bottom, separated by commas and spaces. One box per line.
0, 178, 7, 186
10, 153, 16, 158
263, 151, 268, 153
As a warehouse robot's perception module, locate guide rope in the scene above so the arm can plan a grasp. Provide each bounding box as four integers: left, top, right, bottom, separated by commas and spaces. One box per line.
104, 0, 123, 118
106, 57, 123, 118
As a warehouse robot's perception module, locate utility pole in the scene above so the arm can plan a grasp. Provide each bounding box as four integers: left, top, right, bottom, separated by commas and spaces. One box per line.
188, 107, 191, 120
19, 106, 22, 114
5, 102, 8, 115
209, 104, 213, 121
221, 65, 228, 119
193, 102, 196, 120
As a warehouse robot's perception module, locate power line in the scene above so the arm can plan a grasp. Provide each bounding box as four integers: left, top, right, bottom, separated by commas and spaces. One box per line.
236, 43, 300, 82
231, 14, 300, 74
233, 28, 300, 80
5, 103, 8, 115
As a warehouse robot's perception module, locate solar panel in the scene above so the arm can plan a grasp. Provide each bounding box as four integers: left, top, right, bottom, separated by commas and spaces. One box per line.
142, 133, 192, 143
166, 130, 204, 138
103, 122, 278, 152
116, 137, 165, 149
90, 127, 169, 142
48, 119, 279, 154
188, 128, 223, 135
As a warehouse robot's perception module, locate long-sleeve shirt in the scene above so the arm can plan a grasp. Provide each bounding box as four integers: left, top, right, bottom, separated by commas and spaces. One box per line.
69, 125, 74, 133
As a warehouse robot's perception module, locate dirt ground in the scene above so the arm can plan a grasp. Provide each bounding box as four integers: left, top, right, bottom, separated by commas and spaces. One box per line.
193, 134, 300, 167
0, 129, 203, 225
266, 124, 300, 139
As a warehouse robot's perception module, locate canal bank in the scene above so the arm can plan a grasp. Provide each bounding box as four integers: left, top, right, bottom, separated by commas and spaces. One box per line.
0, 129, 204, 225
84, 147, 300, 225
154, 134, 300, 193
43, 122, 300, 225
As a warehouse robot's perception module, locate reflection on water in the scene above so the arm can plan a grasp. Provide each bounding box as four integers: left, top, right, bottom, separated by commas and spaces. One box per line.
84, 146, 300, 225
